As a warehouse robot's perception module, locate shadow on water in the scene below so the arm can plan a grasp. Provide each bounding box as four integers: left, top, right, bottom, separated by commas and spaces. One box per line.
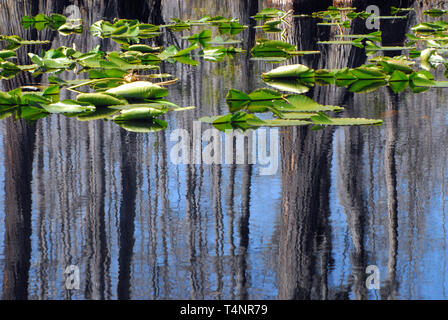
0, 0, 447, 300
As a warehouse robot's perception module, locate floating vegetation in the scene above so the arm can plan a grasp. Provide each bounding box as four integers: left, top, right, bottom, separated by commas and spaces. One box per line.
335, 31, 382, 42
317, 38, 365, 48
90, 19, 161, 44
21, 13, 83, 35
200, 86, 382, 131
2, 6, 448, 133
391, 7, 414, 15
423, 9, 448, 17
251, 39, 320, 61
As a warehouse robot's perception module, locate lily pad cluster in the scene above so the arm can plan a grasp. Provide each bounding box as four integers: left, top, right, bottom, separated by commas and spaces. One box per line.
1, 6, 448, 133
199, 86, 382, 131
0, 81, 194, 133
261, 61, 448, 95
21, 13, 82, 35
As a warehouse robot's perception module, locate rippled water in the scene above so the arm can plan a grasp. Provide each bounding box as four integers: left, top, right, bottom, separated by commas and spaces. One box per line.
0, 0, 447, 300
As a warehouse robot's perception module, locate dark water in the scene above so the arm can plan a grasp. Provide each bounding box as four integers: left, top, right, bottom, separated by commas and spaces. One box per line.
0, 0, 447, 300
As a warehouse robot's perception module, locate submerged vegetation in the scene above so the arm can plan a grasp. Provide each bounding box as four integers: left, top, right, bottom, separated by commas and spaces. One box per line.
1, 5, 448, 132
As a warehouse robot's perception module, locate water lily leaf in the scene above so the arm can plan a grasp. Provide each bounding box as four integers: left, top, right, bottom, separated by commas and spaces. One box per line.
77, 107, 119, 121
18, 106, 49, 121
315, 69, 334, 78
173, 55, 199, 66
245, 88, 284, 112
274, 94, 342, 112
311, 113, 383, 126
262, 64, 314, 79
20, 93, 51, 106
409, 70, 435, 88
0, 91, 14, 104
175, 44, 200, 57
0, 50, 16, 60
106, 81, 169, 99
251, 39, 297, 57
58, 21, 83, 35
375, 58, 415, 74
0, 108, 15, 120
50, 14, 69, 29
125, 44, 162, 53
250, 56, 288, 62
423, 9, 447, 18
351, 67, 386, 79
109, 101, 176, 110
263, 79, 311, 94
186, 30, 212, 46
411, 22, 448, 33
204, 112, 265, 131
389, 70, 409, 93
157, 47, 179, 60
115, 118, 168, 133
335, 68, 357, 86
317, 38, 364, 48
113, 107, 167, 121
262, 19, 282, 27
335, 31, 382, 42
218, 21, 246, 35
42, 85, 60, 96
262, 119, 311, 126
248, 88, 283, 101
21, 15, 35, 29
225, 89, 250, 112
349, 79, 387, 93
28, 53, 74, 72
203, 47, 227, 61
33, 13, 51, 30
88, 68, 128, 79
208, 36, 242, 45
44, 100, 95, 114
77, 92, 128, 106
278, 112, 316, 120
252, 8, 285, 21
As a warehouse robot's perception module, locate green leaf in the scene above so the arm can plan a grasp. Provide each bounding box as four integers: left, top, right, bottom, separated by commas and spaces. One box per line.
263, 79, 311, 94
251, 39, 297, 58
0, 50, 16, 60
389, 70, 409, 93
252, 8, 285, 21
77, 107, 119, 121
225, 89, 250, 112
115, 118, 168, 133
262, 119, 311, 126
106, 81, 169, 99
21, 15, 34, 29
312, 115, 383, 126
113, 107, 167, 121
351, 67, 386, 79
409, 70, 435, 88
262, 64, 314, 79
19, 106, 49, 121
248, 88, 283, 101
44, 100, 95, 113
278, 112, 316, 120
208, 36, 242, 45
186, 30, 212, 46
274, 94, 343, 112
349, 80, 387, 93
77, 92, 128, 106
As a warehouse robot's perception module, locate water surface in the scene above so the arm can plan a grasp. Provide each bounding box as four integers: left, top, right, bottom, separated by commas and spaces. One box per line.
0, 0, 447, 300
